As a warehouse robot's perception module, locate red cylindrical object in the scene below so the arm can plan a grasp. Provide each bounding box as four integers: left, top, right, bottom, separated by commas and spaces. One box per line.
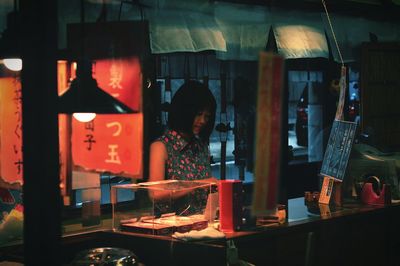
219, 180, 243, 232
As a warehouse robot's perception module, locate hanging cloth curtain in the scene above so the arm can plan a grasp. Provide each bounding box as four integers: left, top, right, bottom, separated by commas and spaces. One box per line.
272, 8, 329, 59
214, 2, 271, 61
148, 8, 226, 54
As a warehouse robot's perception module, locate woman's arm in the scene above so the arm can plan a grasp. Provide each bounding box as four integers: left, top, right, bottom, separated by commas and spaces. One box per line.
149, 141, 214, 201
149, 141, 177, 200
149, 141, 167, 183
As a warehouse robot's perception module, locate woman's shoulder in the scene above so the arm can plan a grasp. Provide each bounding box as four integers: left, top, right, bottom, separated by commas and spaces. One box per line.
150, 140, 167, 152
156, 129, 180, 143
149, 140, 168, 165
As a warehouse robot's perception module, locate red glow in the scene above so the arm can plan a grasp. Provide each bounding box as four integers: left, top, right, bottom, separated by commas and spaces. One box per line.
71, 114, 143, 177
57, 57, 144, 183
93, 57, 142, 111
0, 78, 23, 184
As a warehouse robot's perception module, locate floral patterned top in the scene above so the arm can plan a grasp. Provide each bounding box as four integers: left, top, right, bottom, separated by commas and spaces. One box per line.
156, 129, 212, 215
158, 129, 211, 181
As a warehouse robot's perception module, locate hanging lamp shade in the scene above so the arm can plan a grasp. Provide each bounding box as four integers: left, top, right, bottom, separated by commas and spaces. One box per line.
58, 60, 134, 114
60, 20, 150, 115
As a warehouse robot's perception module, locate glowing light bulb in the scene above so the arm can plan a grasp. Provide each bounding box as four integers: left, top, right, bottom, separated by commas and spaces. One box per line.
73, 113, 96, 122
3, 58, 23, 71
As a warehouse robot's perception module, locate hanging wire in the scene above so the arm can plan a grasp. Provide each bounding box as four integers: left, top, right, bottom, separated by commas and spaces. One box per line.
322, 0, 344, 66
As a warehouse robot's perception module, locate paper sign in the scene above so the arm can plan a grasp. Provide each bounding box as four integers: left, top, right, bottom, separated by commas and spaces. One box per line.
319, 176, 334, 205
318, 203, 332, 217
93, 57, 142, 112
0, 78, 23, 184
320, 119, 357, 181
71, 114, 143, 177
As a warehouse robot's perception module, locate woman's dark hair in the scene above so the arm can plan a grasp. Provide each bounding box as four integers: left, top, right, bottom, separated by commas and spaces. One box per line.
168, 80, 216, 142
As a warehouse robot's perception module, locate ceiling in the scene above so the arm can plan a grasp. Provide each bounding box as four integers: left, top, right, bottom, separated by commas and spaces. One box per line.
215, 0, 400, 21
1, 0, 399, 63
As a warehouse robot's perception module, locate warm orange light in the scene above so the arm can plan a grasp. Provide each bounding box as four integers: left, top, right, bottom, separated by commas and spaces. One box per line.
93, 57, 142, 111
0, 77, 23, 184
73, 113, 96, 122
70, 114, 143, 177
2, 58, 23, 71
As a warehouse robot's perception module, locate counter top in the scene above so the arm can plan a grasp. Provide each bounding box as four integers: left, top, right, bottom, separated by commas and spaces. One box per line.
55, 198, 400, 265
220, 198, 400, 266
224, 197, 395, 239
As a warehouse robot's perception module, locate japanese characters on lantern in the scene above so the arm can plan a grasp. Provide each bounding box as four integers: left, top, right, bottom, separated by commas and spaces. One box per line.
58, 56, 143, 179
71, 114, 143, 177
0, 77, 23, 184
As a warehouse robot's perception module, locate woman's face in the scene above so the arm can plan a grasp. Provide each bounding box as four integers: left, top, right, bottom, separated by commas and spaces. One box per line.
192, 109, 211, 135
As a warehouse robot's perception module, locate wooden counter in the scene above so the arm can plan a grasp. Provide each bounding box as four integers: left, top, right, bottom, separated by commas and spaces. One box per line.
59, 198, 400, 266
222, 198, 400, 266
2, 198, 399, 266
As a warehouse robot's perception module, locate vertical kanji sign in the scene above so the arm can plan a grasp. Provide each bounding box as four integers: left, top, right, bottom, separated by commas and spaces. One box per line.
0, 76, 24, 247
93, 56, 142, 111
0, 77, 23, 184
58, 56, 144, 182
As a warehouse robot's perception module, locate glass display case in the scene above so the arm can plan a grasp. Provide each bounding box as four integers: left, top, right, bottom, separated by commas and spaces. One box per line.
111, 180, 218, 236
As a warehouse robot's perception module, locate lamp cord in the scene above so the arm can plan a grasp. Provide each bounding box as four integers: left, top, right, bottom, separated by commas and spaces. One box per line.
322, 0, 344, 66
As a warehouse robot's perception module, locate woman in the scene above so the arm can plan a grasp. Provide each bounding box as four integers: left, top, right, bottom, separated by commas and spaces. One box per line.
149, 81, 218, 211
150, 80, 217, 183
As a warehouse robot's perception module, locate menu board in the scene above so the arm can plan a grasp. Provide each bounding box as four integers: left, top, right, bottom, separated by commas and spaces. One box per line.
320, 119, 357, 181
